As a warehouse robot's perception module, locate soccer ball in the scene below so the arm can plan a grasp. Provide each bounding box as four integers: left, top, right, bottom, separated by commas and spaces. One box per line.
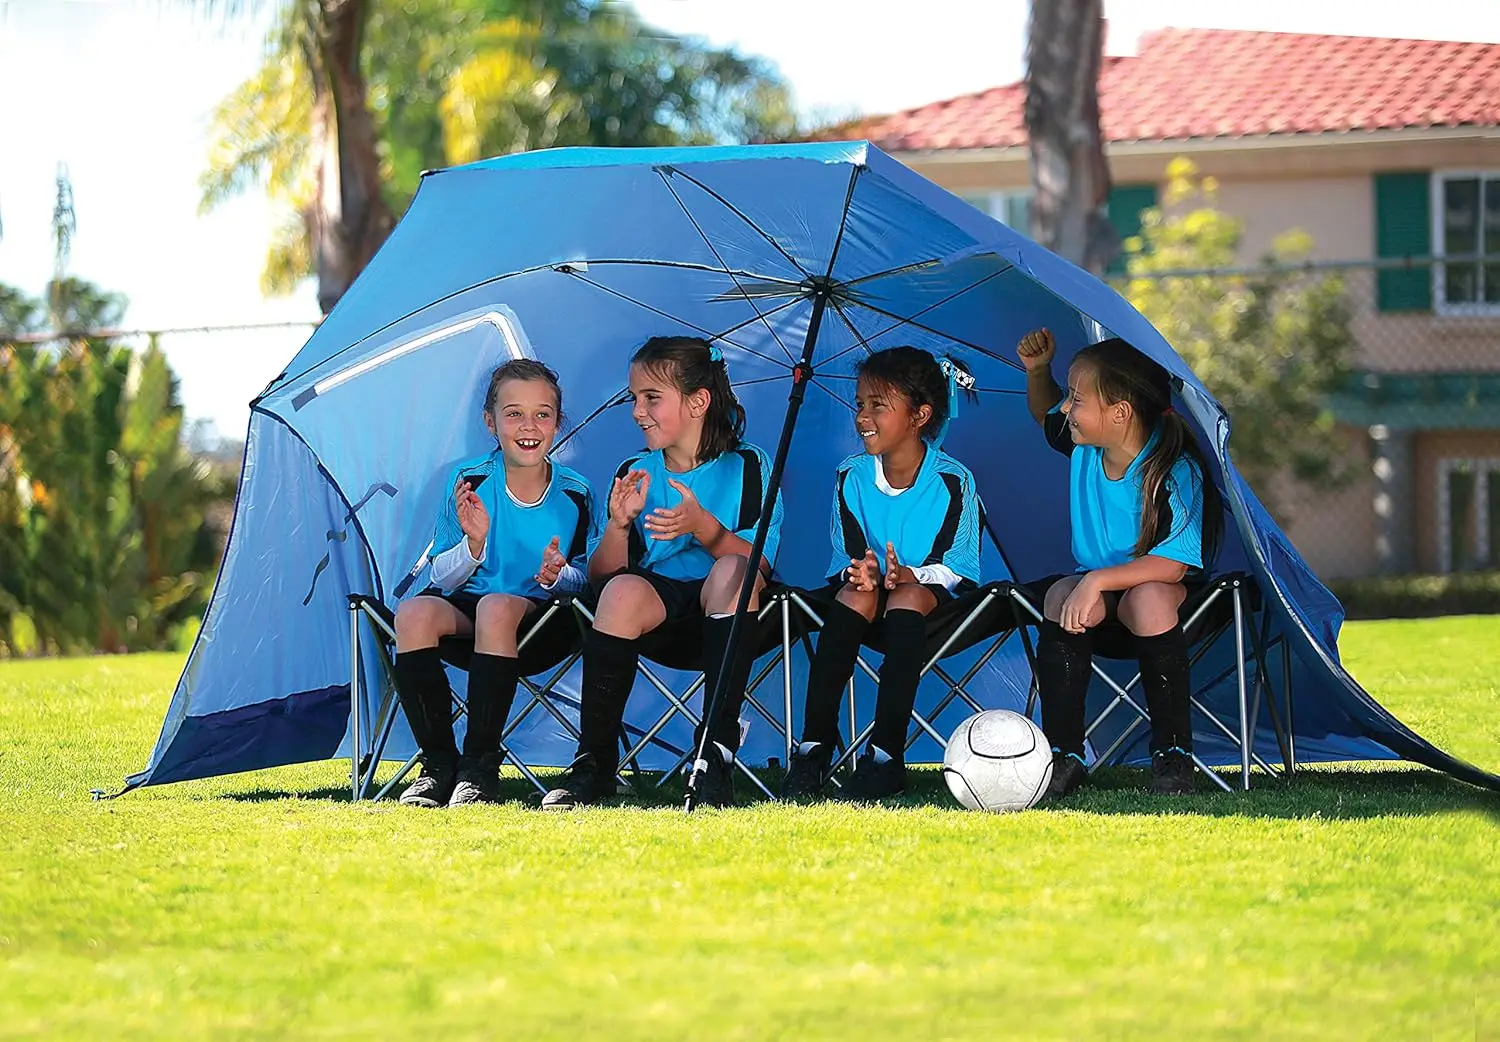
942, 710, 1054, 812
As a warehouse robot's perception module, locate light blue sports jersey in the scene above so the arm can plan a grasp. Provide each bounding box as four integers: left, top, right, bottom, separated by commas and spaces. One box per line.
432, 451, 600, 598
1044, 405, 1205, 572
592, 443, 782, 582
825, 448, 982, 588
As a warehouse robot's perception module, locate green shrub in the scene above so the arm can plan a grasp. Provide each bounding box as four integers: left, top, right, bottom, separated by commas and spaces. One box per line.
1330, 571, 1500, 620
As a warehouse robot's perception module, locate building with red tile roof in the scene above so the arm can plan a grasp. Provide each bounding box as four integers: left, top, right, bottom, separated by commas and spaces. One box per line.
853, 29, 1500, 150
835, 28, 1500, 580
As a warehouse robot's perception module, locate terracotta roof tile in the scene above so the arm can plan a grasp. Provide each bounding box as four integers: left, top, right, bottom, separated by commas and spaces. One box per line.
846, 28, 1500, 150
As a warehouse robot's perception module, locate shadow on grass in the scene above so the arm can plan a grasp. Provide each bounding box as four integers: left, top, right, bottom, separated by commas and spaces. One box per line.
217, 776, 547, 807
660, 764, 1500, 822
210, 763, 1500, 822
874, 765, 1500, 822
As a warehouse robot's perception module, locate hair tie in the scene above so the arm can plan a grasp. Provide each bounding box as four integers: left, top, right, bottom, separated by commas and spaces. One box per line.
707, 344, 724, 363
1162, 406, 1175, 416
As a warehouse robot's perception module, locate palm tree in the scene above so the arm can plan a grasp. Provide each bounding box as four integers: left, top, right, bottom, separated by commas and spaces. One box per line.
1023, 0, 1117, 274
199, 1, 798, 310
194, 0, 394, 314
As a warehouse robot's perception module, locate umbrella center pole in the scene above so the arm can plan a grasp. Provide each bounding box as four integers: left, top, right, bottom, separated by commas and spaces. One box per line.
684, 285, 831, 813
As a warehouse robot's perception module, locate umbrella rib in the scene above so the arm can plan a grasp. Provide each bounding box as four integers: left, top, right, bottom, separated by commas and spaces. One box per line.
706, 295, 804, 351
268, 259, 800, 398
560, 269, 788, 369
809, 377, 857, 414
808, 297, 877, 370
846, 269, 1028, 373
842, 253, 1013, 290
555, 373, 793, 456
730, 374, 795, 389
820, 275, 1034, 376
853, 297, 1025, 372
660, 168, 814, 281
811, 372, 1027, 395
843, 258, 945, 288
585, 258, 803, 287
817, 339, 876, 369
832, 342, 897, 369
816, 268, 1007, 368
828, 296, 874, 357
821, 165, 863, 281
270, 261, 560, 394
552, 387, 630, 454
656, 170, 797, 364
848, 266, 1005, 331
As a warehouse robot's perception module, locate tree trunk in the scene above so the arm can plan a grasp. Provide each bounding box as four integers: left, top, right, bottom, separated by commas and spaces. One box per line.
310, 0, 394, 314
1024, 0, 1116, 274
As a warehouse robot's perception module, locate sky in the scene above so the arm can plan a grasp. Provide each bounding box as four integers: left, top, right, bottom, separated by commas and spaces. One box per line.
2, 0, 1498, 440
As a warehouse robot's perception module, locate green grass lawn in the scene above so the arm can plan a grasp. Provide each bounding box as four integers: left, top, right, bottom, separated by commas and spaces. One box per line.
2, 617, 1497, 1040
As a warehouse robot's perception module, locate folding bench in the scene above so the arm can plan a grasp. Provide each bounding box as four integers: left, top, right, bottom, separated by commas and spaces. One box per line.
585, 587, 818, 801
768, 581, 1034, 780
760, 505, 1043, 777
345, 593, 591, 802
1005, 572, 1299, 792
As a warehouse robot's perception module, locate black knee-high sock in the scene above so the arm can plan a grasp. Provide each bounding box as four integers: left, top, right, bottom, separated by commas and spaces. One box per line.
1135, 625, 1194, 753
394, 647, 458, 768
463, 652, 520, 760
870, 609, 927, 760
695, 614, 758, 754
1036, 620, 1093, 758
576, 630, 639, 772
801, 600, 870, 747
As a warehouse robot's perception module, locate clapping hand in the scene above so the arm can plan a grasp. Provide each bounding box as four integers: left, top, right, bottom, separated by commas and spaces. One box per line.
883, 542, 916, 589
535, 536, 566, 587
455, 477, 489, 556
608, 469, 651, 528
644, 478, 715, 543
845, 548, 882, 593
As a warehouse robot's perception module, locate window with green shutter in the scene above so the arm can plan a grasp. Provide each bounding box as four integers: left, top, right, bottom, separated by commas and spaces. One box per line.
1433, 173, 1500, 313
1107, 184, 1158, 274
1374, 171, 1432, 312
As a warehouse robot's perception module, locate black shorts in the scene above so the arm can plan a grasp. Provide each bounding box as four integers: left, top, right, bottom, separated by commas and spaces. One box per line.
583, 568, 785, 672
415, 587, 583, 675
805, 580, 1016, 657
1023, 573, 1215, 659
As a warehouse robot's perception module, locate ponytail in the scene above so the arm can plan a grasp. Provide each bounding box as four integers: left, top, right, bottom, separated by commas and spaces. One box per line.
1135, 410, 1222, 565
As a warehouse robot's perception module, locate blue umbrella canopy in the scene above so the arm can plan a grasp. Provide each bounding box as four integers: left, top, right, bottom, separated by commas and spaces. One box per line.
126, 141, 1496, 793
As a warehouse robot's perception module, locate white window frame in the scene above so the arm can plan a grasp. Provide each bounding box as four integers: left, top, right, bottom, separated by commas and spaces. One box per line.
1436, 457, 1499, 573
1430, 170, 1500, 317
958, 190, 1033, 232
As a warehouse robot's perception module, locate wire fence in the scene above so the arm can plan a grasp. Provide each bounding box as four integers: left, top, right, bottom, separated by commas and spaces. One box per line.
1110, 256, 1500, 580
11, 258, 1497, 582
7, 318, 319, 455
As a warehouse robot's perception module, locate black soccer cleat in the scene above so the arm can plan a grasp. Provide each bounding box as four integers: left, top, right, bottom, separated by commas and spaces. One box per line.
1150, 748, 1197, 796
837, 748, 907, 801
1040, 751, 1089, 803
690, 748, 736, 809
448, 754, 503, 807
781, 742, 834, 800
540, 752, 616, 810
398, 759, 458, 808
